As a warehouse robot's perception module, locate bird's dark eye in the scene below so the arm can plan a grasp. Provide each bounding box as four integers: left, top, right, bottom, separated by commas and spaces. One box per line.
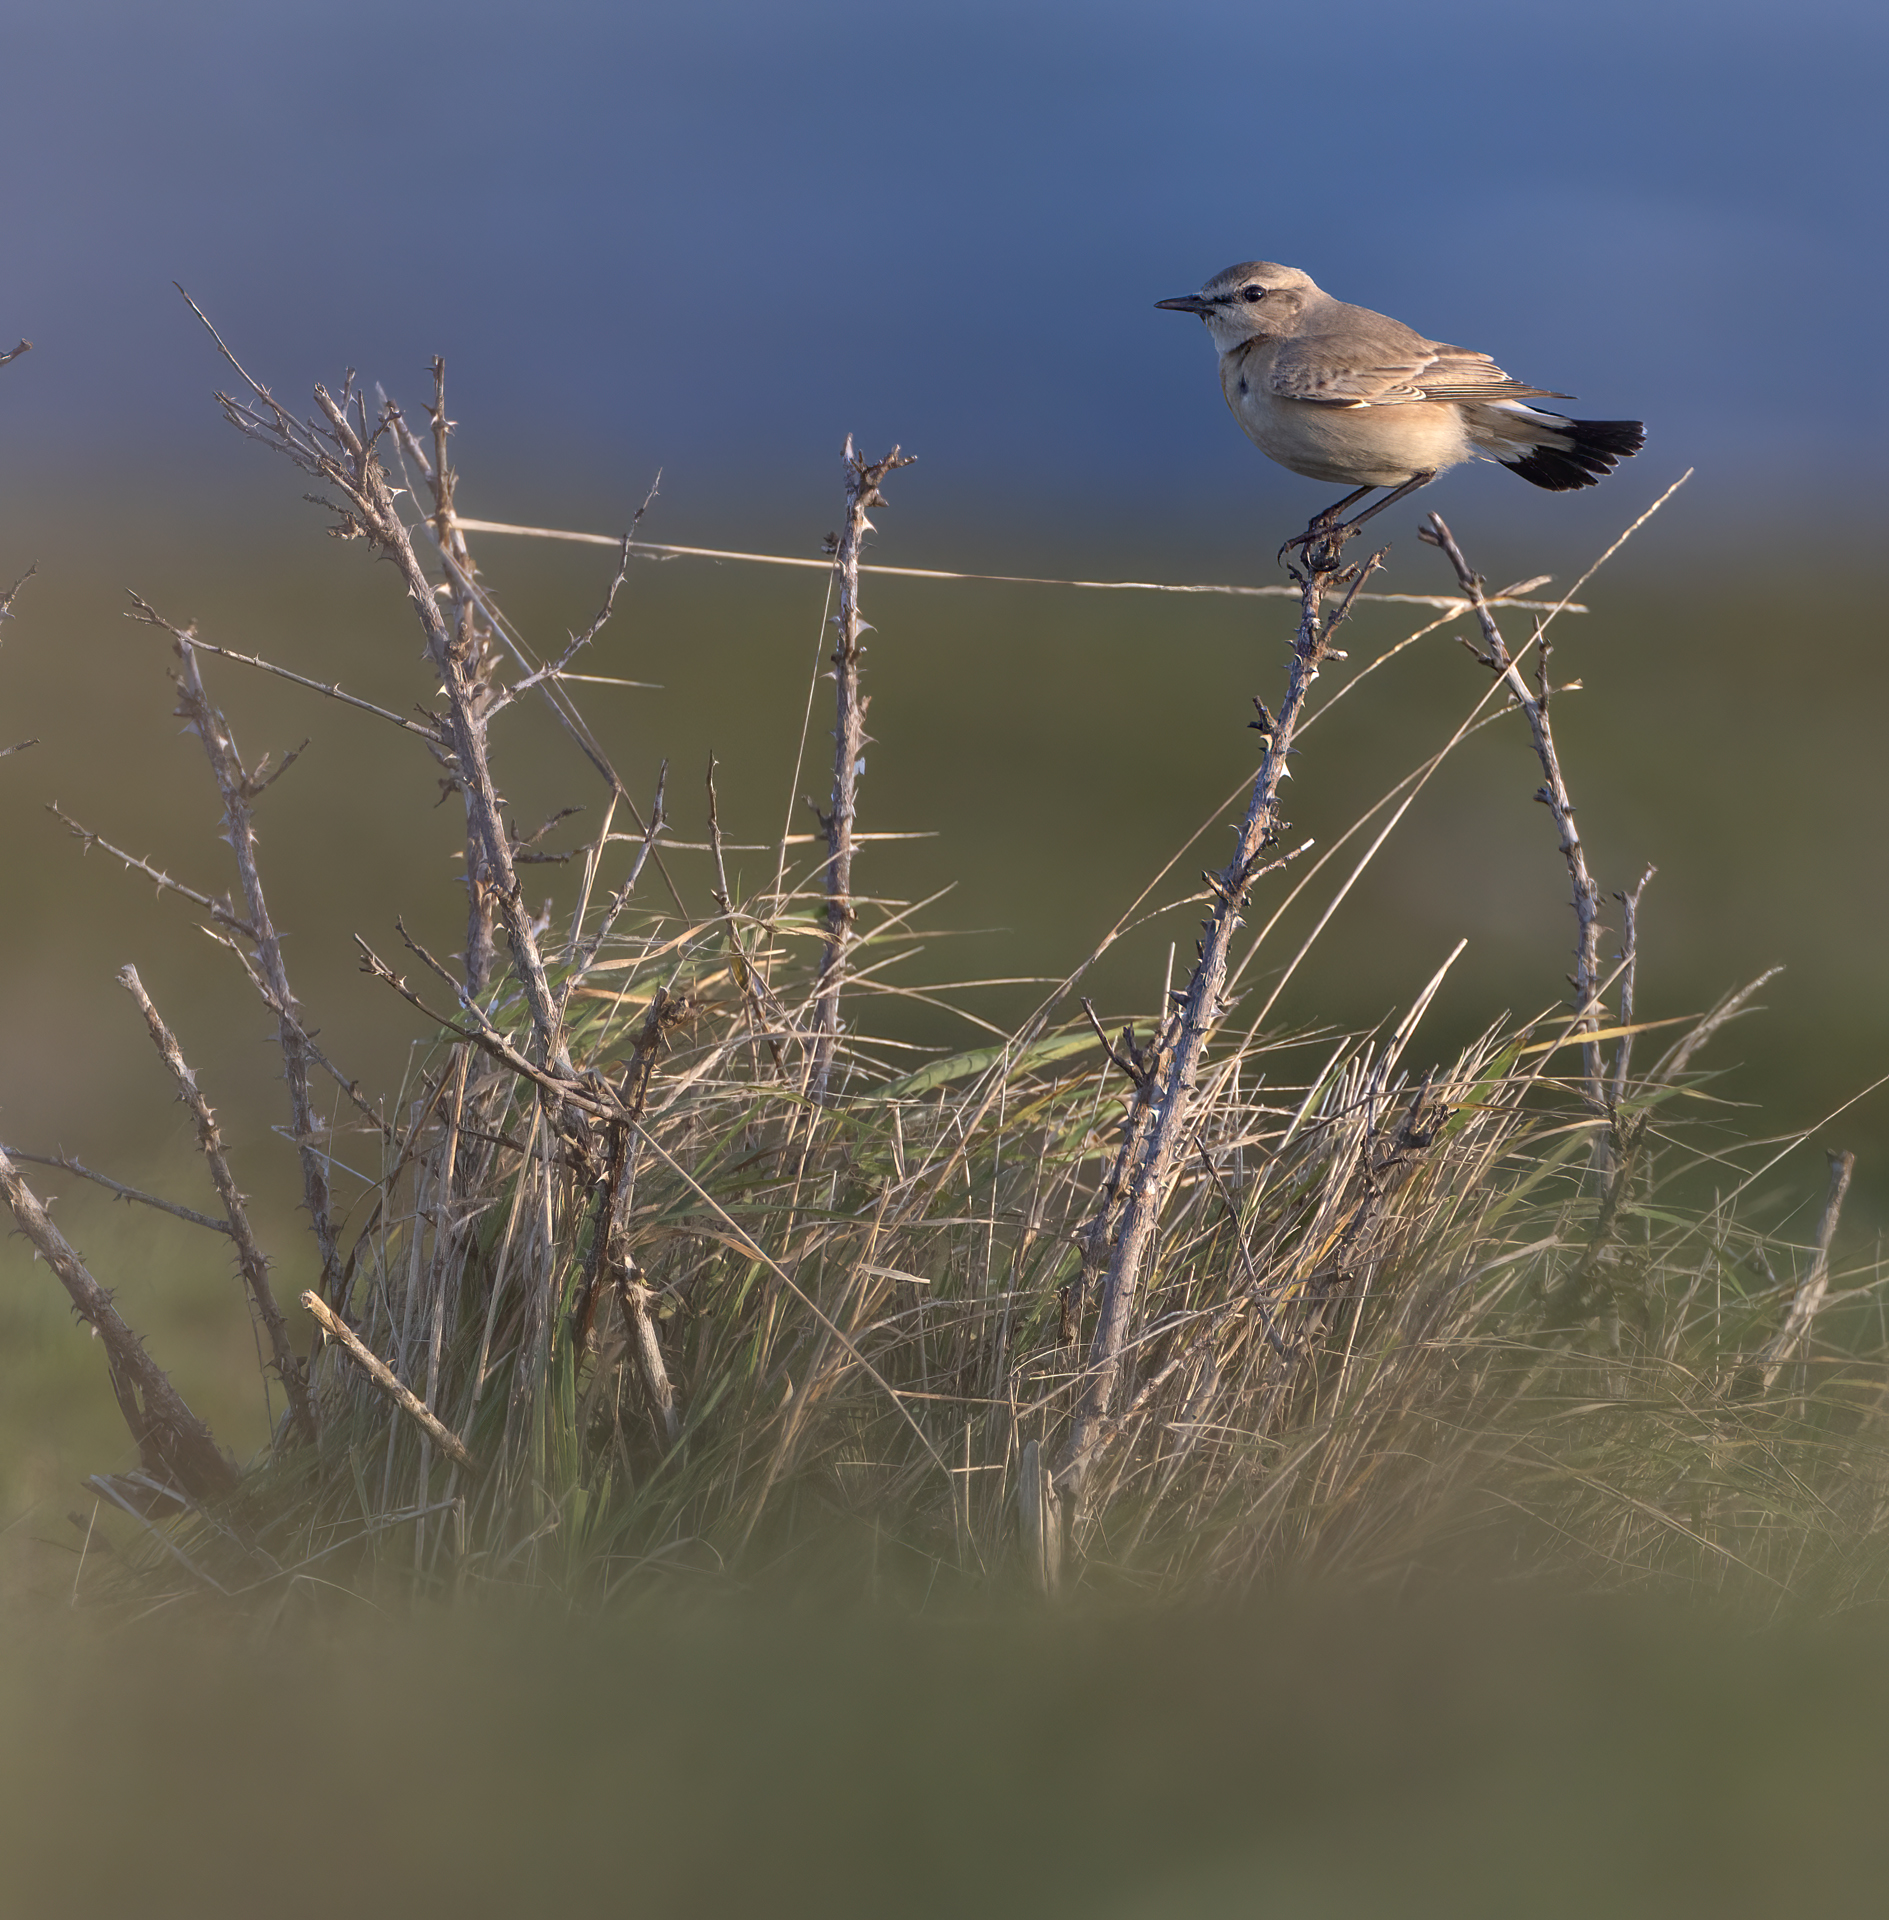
1241, 285, 1267, 304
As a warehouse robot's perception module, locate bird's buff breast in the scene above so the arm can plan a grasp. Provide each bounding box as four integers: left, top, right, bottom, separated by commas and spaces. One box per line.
1219, 355, 1469, 486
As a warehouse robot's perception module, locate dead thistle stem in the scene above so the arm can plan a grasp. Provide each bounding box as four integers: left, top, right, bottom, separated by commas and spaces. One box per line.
1420, 511, 1606, 1112
578, 999, 685, 1451
1053, 546, 1384, 1518
808, 436, 914, 1105
385, 394, 688, 925
118, 965, 319, 1445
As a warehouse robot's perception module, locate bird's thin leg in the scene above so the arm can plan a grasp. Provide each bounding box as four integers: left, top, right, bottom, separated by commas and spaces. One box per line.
1338, 471, 1435, 532
1312, 484, 1377, 527
1281, 472, 1437, 573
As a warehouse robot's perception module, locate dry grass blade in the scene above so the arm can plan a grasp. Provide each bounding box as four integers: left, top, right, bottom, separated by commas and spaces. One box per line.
303, 1294, 477, 1472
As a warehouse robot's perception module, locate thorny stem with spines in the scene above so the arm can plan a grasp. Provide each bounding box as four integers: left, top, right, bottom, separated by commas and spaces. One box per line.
1421, 511, 1606, 1109
808, 436, 914, 1105
1054, 547, 1384, 1513
130, 598, 343, 1308
1746, 1150, 1857, 1393
119, 965, 319, 1444
420, 359, 504, 997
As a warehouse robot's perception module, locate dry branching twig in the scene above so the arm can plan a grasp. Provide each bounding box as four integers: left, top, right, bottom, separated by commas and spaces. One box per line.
177, 288, 570, 1070
129, 597, 342, 1303
0, 1145, 233, 1235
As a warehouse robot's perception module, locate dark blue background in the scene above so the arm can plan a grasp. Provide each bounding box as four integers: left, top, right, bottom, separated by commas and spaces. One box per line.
5, 0, 1880, 544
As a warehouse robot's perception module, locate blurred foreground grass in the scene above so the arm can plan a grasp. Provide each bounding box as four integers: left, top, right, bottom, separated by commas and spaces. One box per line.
3, 1586, 1889, 1918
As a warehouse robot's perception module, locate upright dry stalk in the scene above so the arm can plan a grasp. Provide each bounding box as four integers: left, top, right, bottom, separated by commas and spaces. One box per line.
131, 600, 342, 1306
119, 964, 318, 1444
1608, 866, 1656, 1112
387, 363, 505, 993
1055, 552, 1378, 1510
1422, 512, 1605, 1105
808, 437, 913, 1105
0, 1146, 236, 1499
1747, 1150, 1856, 1392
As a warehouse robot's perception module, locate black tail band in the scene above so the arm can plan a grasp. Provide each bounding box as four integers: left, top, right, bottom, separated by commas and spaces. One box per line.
1504, 417, 1646, 493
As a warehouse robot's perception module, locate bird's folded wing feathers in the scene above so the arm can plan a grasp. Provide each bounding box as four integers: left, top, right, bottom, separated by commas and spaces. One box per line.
1409, 344, 1568, 403
1269, 336, 1567, 408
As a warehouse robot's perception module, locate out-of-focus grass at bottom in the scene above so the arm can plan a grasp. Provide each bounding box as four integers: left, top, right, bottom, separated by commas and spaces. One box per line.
0, 1586, 1884, 1918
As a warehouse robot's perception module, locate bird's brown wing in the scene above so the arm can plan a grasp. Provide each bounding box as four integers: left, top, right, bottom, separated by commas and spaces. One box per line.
1269, 324, 1566, 408
1407, 343, 1568, 405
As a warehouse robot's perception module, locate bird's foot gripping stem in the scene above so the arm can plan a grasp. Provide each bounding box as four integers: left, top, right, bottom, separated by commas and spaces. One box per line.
1280, 516, 1361, 575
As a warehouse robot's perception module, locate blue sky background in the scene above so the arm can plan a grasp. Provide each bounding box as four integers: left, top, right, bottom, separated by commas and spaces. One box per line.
4, 0, 1882, 552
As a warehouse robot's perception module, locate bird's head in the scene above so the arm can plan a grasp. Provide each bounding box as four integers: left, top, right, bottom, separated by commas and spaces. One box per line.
1156, 261, 1317, 353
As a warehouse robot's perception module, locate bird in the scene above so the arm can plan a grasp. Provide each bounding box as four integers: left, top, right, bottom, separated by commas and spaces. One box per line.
1157, 261, 1644, 559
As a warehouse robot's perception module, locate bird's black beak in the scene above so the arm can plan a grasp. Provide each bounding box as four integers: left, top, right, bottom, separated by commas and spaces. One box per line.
1155, 294, 1214, 315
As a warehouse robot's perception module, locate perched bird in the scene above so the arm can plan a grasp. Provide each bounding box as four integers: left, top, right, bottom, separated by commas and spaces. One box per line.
1157, 261, 1644, 552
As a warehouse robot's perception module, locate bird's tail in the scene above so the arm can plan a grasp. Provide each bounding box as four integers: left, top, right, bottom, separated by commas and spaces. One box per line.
1495, 412, 1647, 492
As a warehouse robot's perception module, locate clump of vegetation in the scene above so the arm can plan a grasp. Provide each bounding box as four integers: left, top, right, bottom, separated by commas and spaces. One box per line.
2, 314, 1881, 1616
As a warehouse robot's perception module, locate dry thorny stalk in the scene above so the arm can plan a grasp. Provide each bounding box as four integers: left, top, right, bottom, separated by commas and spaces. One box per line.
0, 311, 1880, 1614
1046, 538, 1383, 1536
808, 437, 914, 1107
